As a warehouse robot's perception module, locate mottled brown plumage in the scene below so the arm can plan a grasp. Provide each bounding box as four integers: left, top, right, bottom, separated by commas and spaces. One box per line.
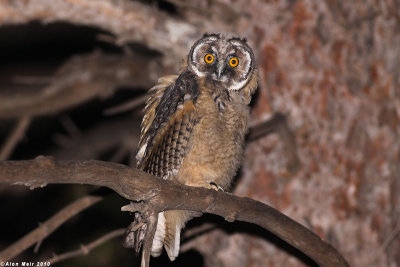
134, 33, 258, 261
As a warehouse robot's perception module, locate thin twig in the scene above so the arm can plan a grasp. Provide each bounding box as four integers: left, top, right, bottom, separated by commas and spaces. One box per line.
33, 231, 43, 254
103, 94, 148, 116
0, 116, 31, 160
59, 116, 81, 138
47, 228, 125, 264
0, 195, 102, 261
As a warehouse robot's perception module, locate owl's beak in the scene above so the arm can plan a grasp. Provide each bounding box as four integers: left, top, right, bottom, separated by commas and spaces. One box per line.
216, 62, 224, 80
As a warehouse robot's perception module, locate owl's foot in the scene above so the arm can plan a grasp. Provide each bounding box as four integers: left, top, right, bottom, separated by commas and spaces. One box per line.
185, 181, 225, 192
209, 182, 224, 192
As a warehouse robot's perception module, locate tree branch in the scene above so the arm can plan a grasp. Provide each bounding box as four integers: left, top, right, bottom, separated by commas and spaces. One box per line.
0, 157, 349, 267
103, 94, 148, 116
0, 0, 200, 65
47, 228, 125, 264
0, 194, 102, 261
0, 51, 161, 119
0, 116, 31, 160
0, 114, 296, 262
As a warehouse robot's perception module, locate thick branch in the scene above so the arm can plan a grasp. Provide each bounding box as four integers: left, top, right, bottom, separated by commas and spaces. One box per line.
0, 157, 349, 267
0, 0, 200, 63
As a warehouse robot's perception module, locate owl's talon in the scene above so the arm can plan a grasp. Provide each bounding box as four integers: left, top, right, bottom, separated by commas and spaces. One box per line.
209, 182, 224, 192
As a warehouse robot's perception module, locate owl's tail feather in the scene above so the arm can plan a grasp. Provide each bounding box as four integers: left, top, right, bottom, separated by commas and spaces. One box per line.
151, 210, 192, 261
150, 212, 166, 258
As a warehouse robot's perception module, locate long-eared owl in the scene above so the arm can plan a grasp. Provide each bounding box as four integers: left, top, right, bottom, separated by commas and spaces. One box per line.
135, 33, 258, 261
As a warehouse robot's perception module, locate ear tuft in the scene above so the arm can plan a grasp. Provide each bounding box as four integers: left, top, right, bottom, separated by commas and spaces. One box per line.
229, 36, 247, 43
203, 33, 221, 39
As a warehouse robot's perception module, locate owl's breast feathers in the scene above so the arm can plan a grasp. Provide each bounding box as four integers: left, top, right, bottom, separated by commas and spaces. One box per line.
134, 69, 255, 261
137, 69, 253, 189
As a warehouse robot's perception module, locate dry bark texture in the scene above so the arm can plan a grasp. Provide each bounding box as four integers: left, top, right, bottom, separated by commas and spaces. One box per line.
0, 0, 399, 266
237, 1, 400, 267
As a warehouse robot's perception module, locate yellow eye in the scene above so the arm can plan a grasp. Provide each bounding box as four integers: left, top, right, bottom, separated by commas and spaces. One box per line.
204, 54, 214, 64
229, 57, 239, 67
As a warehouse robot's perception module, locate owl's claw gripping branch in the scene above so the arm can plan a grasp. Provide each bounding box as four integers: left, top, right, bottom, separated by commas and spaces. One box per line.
123, 216, 146, 251
121, 202, 143, 213
209, 182, 225, 192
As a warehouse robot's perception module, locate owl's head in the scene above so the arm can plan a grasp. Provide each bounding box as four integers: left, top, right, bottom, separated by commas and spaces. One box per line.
187, 33, 256, 91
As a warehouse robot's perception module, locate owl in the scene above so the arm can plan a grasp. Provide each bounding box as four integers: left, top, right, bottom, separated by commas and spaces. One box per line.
134, 33, 258, 261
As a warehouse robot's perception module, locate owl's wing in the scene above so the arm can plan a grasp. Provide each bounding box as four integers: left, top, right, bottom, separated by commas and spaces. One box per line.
136, 71, 199, 179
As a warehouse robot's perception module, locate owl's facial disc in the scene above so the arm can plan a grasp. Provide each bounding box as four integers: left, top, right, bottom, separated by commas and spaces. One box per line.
188, 34, 254, 91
